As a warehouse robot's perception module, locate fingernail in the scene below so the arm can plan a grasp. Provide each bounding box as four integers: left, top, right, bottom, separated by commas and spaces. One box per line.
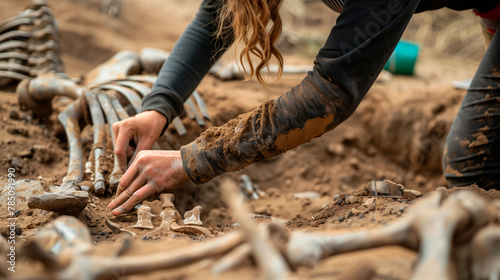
106, 201, 113, 210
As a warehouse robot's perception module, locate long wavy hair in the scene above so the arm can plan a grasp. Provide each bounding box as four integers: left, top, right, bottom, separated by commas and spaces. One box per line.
216, 0, 284, 85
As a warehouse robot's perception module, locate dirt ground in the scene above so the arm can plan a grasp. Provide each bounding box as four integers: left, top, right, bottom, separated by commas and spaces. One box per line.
0, 0, 499, 279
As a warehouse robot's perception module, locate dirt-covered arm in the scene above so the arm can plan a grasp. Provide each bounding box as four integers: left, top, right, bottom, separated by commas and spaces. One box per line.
141, 0, 232, 134
181, 0, 421, 184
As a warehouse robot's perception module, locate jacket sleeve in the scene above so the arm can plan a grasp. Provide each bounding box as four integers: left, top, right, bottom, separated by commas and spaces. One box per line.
141, 0, 232, 133
181, 0, 421, 184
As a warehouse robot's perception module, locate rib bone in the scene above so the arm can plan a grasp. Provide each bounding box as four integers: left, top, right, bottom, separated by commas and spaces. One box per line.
85, 90, 107, 195
96, 92, 122, 190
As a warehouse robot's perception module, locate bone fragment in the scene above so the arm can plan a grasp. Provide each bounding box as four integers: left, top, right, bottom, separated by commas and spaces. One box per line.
183, 205, 203, 226
132, 205, 155, 230
170, 222, 212, 236
105, 219, 122, 234
28, 184, 89, 215
159, 193, 175, 209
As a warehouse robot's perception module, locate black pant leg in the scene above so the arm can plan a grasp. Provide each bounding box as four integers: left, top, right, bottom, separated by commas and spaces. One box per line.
443, 31, 500, 190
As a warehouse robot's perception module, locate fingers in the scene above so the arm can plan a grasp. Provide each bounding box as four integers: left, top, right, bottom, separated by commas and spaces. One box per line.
114, 156, 140, 198
111, 182, 158, 216
107, 172, 146, 211
113, 121, 132, 172
128, 136, 155, 168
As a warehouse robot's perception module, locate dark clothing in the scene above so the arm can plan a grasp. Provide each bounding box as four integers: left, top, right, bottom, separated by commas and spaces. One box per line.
142, 1, 232, 135
443, 29, 500, 190
141, 0, 500, 187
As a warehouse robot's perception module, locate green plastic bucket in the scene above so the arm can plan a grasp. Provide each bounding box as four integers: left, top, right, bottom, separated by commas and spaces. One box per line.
383, 40, 420, 75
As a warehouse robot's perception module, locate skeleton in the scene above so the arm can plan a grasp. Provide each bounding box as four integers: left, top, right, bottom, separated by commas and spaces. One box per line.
132, 205, 155, 230
0, 0, 63, 87
19, 50, 211, 203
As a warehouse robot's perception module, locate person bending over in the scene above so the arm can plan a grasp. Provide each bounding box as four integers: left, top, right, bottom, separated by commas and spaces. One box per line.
107, 0, 500, 215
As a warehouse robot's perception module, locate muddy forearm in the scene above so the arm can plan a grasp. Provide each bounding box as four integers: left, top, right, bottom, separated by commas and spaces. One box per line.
180, 66, 355, 184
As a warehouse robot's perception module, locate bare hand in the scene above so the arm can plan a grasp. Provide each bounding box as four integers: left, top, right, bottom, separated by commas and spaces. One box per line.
106, 150, 189, 215
112, 110, 167, 172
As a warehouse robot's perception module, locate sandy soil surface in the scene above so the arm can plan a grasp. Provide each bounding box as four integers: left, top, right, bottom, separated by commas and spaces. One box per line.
0, 0, 498, 279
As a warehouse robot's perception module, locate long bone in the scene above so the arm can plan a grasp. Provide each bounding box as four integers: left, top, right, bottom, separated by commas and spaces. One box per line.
282, 190, 492, 279
59, 98, 84, 183
471, 224, 500, 280
85, 90, 108, 195
96, 92, 122, 190
25, 215, 245, 280
211, 243, 252, 275
54, 230, 243, 280
221, 180, 290, 280
410, 191, 490, 280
